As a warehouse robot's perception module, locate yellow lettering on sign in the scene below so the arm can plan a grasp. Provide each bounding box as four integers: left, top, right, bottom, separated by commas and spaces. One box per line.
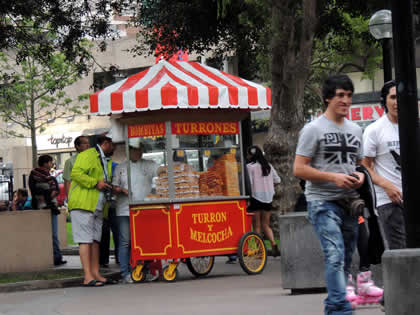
198, 123, 206, 133
189, 226, 233, 244
214, 123, 222, 134
174, 123, 182, 134
129, 123, 165, 137
191, 123, 199, 134
191, 212, 227, 224
223, 123, 230, 133
183, 123, 190, 134
206, 123, 215, 133
190, 228, 197, 240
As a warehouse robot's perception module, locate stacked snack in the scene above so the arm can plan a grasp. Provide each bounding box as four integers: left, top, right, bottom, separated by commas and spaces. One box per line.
199, 171, 223, 196
216, 153, 240, 196
145, 164, 199, 200
146, 166, 169, 200
145, 153, 240, 200
173, 163, 200, 199
199, 153, 240, 197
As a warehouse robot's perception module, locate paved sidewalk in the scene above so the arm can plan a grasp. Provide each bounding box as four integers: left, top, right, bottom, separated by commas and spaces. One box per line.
0, 256, 383, 315
0, 253, 120, 294
55, 255, 120, 272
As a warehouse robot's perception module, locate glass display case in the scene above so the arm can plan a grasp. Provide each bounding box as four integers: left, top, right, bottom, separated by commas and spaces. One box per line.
126, 121, 245, 204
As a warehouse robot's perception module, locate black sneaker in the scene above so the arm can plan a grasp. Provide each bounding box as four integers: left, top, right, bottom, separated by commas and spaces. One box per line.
271, 244, 281, 257
54, 260, 67, 266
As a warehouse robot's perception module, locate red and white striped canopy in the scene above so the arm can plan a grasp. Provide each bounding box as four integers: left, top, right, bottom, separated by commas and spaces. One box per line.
90, 60, 271, 115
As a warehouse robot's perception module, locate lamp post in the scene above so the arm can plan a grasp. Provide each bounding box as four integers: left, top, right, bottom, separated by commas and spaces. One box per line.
369, 10, 393, 82
380, 2, 420, 314
391, 0, 420, 248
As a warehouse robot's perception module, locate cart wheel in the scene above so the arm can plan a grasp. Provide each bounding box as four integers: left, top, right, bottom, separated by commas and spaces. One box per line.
238, 231, 267, 275
131, 265, 145, 283
186, 256, 215, 277
162, 265, 178, 282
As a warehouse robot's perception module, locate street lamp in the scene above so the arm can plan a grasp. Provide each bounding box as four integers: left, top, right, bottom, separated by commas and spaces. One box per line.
369, 9, 393, 82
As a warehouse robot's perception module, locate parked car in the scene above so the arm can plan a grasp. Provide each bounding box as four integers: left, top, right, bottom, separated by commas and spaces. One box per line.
54, 170, 66, 206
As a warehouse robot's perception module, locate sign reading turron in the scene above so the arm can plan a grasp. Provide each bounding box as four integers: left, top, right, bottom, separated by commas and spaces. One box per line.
190, 211, 233, 244
176, 201, 247, 254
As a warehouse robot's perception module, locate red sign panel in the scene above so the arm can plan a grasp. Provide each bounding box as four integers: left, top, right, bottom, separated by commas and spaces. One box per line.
171, 122, 239, 135
128, 123, 166, 138
175, 201, 246, 254
346, 104, 385, 122
129, 200, 250, 261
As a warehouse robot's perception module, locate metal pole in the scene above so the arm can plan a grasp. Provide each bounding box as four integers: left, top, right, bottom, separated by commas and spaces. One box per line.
391, 0, 420, 248
241, 113, 253, 154
382, 38, 393, 82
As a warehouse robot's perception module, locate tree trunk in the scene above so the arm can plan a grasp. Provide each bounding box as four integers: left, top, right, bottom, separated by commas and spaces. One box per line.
31, 126, 37, 169
31, 97, 37, 169
266, 0, 318, 219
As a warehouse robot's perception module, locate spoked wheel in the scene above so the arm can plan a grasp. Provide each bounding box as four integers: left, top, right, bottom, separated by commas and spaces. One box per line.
162, 264, 178, 282
186, 256, 215, 277
238, 232, 267, 275
131, 265, 145, 283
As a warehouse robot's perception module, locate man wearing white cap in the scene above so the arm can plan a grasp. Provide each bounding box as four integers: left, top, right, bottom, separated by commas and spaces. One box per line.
112, 142, 160, 283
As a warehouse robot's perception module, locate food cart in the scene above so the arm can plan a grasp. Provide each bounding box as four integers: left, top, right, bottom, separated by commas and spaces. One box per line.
90, 60, 272, 281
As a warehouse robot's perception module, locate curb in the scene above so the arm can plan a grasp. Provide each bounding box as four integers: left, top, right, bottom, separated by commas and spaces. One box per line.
61, 247, 115, 256
0, 269, 120, 293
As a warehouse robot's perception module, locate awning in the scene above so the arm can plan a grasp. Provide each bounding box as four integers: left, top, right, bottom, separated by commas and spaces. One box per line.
90, 60, 271, 115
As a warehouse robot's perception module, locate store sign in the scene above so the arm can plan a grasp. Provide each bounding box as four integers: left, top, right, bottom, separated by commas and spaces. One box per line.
346, 104, 385, 122
128, 123, 166, 138
171, 121, 239, 135
29, 132, 82, 151
48, 135, 73, 146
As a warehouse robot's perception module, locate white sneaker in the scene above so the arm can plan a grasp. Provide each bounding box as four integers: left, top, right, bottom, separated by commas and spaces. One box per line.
145, 270, 159, 282
121, 274, 134, 284
346, 275, 357, 303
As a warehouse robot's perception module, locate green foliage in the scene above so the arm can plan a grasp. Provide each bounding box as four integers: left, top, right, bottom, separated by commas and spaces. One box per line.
0, 22, 92, 166
132, 0, 271, 81
252, 118, 269, 133
304, 8, 382, 114
0, 0, 129, 70
133, 0, 384, 91
0, 50, 86, 132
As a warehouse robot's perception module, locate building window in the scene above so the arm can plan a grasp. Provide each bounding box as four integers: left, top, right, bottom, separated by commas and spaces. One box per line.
93, 66, 149, 91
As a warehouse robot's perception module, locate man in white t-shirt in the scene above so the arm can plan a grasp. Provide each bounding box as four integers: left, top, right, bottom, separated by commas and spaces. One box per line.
362, 80, 406, 250
112, 143, 160, 283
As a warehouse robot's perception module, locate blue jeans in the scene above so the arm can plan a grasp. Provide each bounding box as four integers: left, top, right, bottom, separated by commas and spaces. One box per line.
117, 216, 131, 277
51, 213, 62, 263
307, 200, 359, 315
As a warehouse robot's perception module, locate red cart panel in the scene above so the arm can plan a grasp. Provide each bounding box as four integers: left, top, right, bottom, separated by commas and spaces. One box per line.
130, 200, 250, 262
